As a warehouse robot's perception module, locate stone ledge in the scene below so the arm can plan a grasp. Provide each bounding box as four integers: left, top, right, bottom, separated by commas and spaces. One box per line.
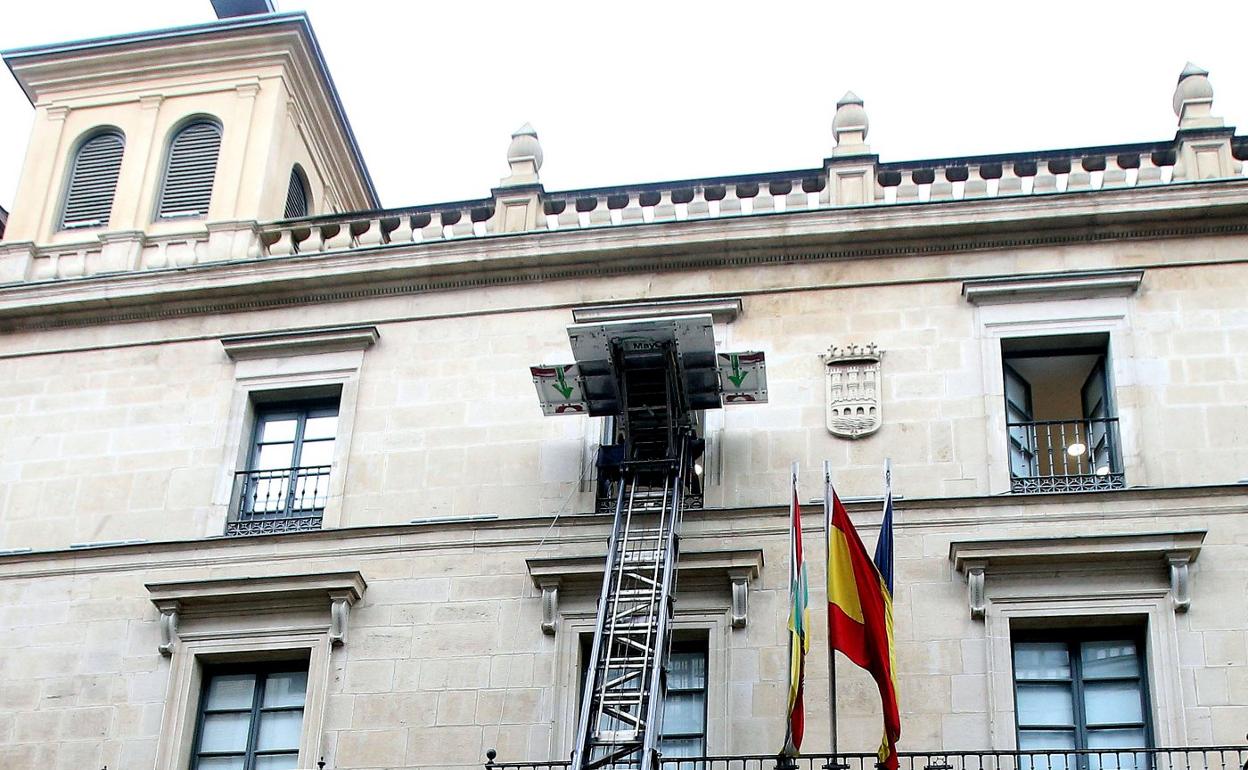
526, 548, 763, 633
949, 531, 1204, 618
572, 297, 742, 324
145, 570, 367, 653
221, 324, 380, 360
962, 269, 1144, 305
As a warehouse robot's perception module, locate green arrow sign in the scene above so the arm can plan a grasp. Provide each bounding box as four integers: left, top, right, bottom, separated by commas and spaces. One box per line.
727, 354, 748, 388
554, 367, 575, 399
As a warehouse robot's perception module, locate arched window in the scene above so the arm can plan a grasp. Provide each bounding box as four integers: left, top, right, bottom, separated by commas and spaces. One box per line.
283, 165, 311, 218
156, 119, 222, 219
60, 129, 125, 230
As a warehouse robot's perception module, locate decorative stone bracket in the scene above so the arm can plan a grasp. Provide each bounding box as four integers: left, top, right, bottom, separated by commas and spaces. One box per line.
146, 571, 367, 655
525, 548, 763, 634
950, 530, 1205, 620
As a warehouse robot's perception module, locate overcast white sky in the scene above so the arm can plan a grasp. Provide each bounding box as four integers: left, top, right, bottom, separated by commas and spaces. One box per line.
2, 0, 1245, 211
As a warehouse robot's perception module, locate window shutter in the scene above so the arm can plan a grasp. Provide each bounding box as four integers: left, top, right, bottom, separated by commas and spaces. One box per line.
157, 121, 222, 219
284, 167, 310, 218
60, 131, 125, 229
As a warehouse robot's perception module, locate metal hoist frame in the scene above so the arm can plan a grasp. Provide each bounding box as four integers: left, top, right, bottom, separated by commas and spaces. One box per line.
529, 315, 768, 770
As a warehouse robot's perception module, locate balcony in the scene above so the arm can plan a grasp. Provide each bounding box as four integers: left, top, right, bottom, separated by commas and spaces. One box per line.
484, 747, 1248, 770
226, 465, 330, 536
1008, 417, 1125, 494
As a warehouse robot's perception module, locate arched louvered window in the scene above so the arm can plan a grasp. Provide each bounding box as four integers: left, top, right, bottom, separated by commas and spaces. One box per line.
156, 119, 222, 219
60, 129, 125, 229
284, 165, 311, 218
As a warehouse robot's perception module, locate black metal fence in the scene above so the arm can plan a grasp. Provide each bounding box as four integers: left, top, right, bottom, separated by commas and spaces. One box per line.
1008, 417, 1125, 493
485, 748, 1248, 770
225, 465, 330, 535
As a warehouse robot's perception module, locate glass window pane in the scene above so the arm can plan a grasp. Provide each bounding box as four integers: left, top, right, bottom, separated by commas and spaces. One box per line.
1082, 641, 1140, 679
303, 415, 338, 440
1015, 643, 1071, 680
256, 709, 304, 751
1016, 683, 1074, 726
1018, 743, 1077, 770
1087, 733, 1148, 770
204, 674, 256, 710
1018, 729, 1077, 751
1086, 727, 1146, 749
297, 439, 335, 468
199, 712, 252, 752
667, 651, 706, 690
262, 671, 308, 708
254, 754, 301, 770
257, 443, 295, 470
1084, 681, 1143, 725
196, 757, 246, 770
661, 692, 705, 734
259, 418, 297, 443
659, 737, 704, 758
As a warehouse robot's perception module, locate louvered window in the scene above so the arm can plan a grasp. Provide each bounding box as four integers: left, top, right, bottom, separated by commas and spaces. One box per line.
157, 120, 222, 219
283, 165, 310, 218
60, 130, 125, 230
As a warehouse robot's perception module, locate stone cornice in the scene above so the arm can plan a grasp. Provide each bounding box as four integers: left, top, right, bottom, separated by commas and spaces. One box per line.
572, 297, 743, 324
948, 530, 1204, 572
2, 179, 1248, 330
962, 269, 1145, 304
145, 570, 367, 652
220, 323, 379, 360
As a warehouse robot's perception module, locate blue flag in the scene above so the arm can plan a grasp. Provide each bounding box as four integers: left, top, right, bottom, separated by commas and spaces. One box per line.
874, 461, 894, 593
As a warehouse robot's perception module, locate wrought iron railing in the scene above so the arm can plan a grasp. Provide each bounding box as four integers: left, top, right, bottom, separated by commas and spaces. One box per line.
226, 465, 330, 536
1007, 417, 1125, 494
484, 747, 1248, 770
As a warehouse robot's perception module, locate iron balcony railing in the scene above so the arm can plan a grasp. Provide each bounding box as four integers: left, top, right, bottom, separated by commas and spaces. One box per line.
484, 747, 1248, 770
225, 465, 330, 536
1007, 417, 1126, 494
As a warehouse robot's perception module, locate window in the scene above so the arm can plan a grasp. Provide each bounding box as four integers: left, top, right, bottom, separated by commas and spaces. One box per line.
1013, 631, 1150, 764
1003, 333, 1124, 493
659, 641, 708, 758
157, 119, 223, 219
578, 636, 708, 759
228, 399, 338, 536
192, 666, 308, 770
60, 129, 125, 229
283, 165, 311, 218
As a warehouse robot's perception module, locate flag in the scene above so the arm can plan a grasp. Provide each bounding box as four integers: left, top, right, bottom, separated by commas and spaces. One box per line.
875, 461, 895, 594
825, 470, 901, 770
783, 463, 811, 756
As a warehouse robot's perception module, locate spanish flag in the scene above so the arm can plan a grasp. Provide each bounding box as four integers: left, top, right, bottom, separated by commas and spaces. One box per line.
783, 463, 811, 756
825, 469, 901, 770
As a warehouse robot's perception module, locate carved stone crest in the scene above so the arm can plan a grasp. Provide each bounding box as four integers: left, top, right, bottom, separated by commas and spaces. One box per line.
822, 343, 882, 439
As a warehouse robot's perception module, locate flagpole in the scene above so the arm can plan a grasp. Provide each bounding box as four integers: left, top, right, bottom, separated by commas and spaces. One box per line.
823, 459, 840, 767
783, 460, 798, 759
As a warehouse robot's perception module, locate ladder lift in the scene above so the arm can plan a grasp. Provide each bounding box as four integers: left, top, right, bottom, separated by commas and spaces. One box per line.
530, 315, 767, 770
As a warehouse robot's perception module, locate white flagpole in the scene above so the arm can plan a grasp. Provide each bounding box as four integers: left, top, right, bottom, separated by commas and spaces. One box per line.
824, 459, 840, 764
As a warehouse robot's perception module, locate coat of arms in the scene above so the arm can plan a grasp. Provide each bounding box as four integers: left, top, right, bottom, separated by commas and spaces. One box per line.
822, 343, 882, 439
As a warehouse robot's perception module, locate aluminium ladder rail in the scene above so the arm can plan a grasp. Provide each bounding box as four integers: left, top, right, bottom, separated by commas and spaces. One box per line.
572, 438, 690, 770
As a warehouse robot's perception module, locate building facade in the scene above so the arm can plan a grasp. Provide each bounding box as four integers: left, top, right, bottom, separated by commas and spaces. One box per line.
0, 9, 1246, 770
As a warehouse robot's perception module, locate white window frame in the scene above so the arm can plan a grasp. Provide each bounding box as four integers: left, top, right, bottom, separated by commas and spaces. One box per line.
552, 609, 730, 759
983, 586, 1186, 751
213, 327, 377, 535
153, 630, 332, 770
974, 296, 1142, 494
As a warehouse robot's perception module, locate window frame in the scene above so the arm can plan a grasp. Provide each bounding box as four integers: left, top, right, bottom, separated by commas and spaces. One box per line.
283, 164, 312, 219
576, 633, 710, 759
190, 663, 309, 770
229, 395, 341, 535
1011, 627, 1153, 755
58, 126, 126, 231
155, 116, 224, 222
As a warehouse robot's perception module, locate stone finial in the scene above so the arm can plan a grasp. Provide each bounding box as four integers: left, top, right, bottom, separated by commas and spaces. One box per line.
500, 122, 543, 186
832, 91, 870, 156
1173, 62, 1222, 129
